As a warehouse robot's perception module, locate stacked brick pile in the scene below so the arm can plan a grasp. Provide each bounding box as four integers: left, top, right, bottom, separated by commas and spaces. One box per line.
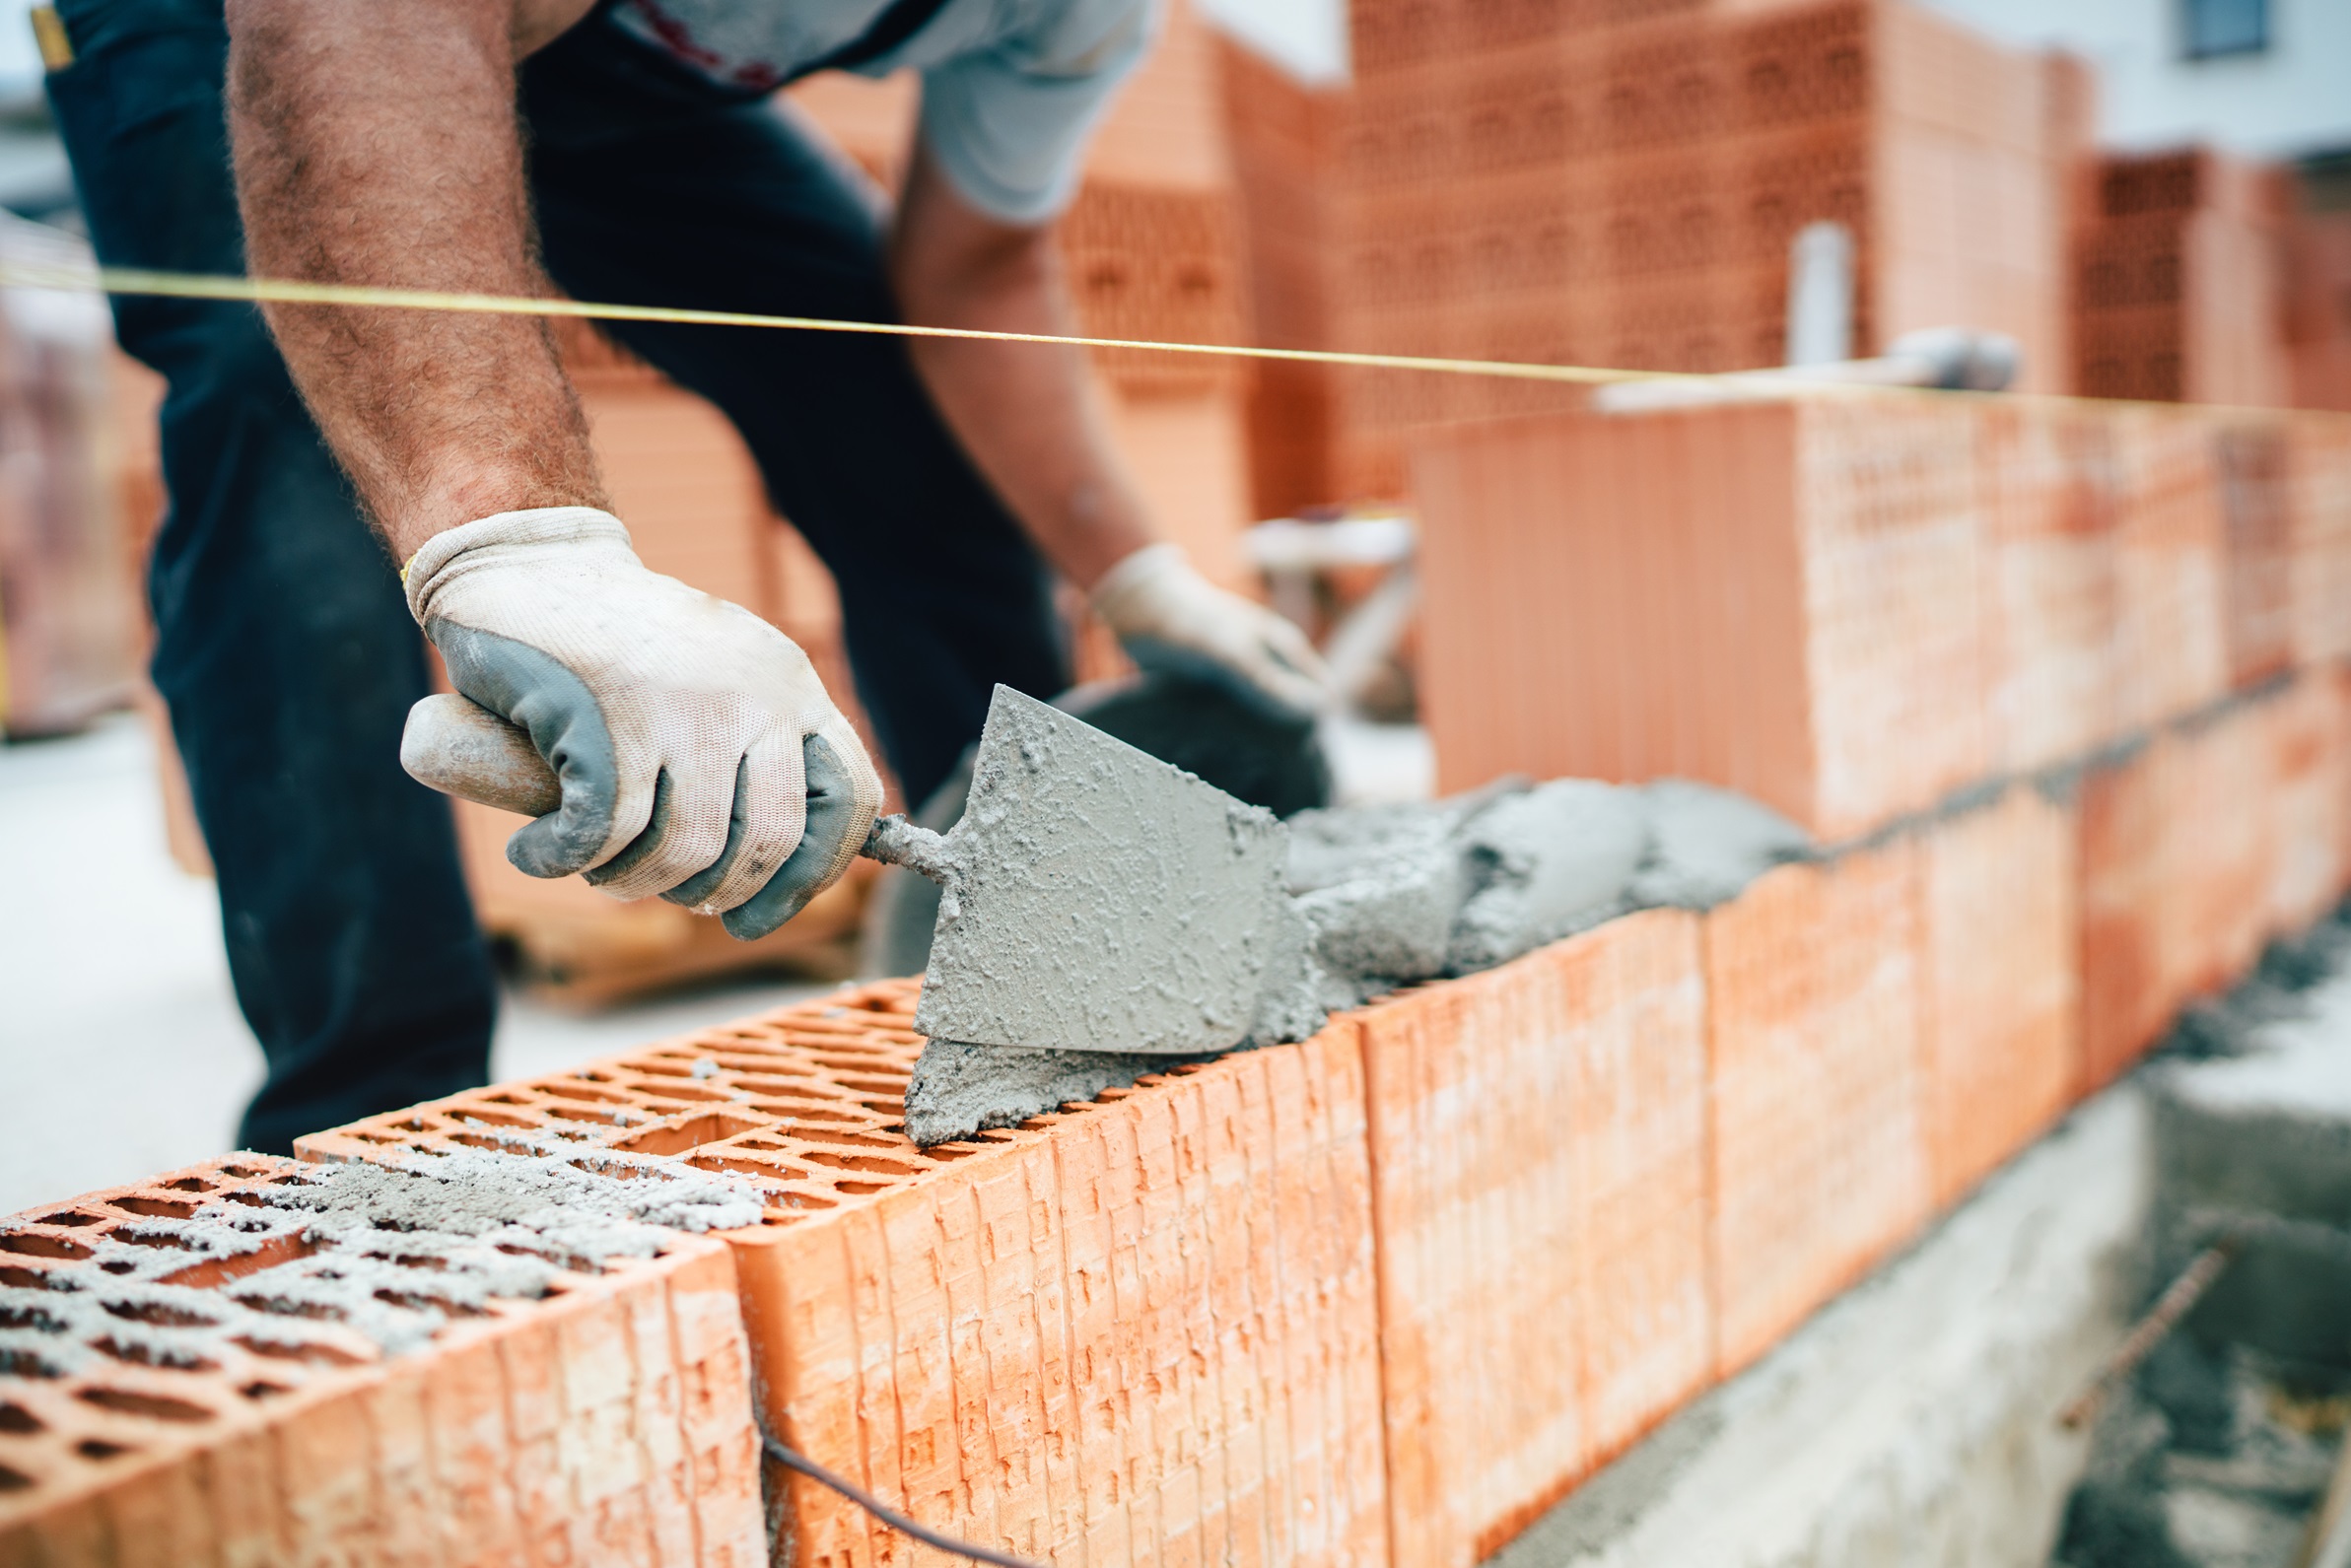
1218, 36, 1355, 520
2075, 148, 2293, 408
1221, 0, 2088, 506
788, 0, 1259, 594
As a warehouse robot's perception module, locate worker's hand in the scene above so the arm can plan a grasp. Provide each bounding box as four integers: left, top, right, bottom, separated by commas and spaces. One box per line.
403, 507, 882, 939
1091, 543, 1331, 719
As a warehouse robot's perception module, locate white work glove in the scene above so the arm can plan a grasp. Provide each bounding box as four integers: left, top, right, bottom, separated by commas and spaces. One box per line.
403, 507, 882, 938
1091, 542, 1331, 719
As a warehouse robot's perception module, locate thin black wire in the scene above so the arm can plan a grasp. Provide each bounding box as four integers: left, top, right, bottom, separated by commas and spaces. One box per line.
761, 1432, 1048, 1568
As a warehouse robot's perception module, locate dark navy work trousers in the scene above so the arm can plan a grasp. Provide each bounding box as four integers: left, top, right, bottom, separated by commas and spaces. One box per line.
45, 0, 1067, 1151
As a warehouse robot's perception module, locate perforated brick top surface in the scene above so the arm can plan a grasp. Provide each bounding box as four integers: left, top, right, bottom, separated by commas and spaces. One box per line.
297, 979, 1202, 1226
0, 1155, 759, 1556
0, 1154, 391, 1499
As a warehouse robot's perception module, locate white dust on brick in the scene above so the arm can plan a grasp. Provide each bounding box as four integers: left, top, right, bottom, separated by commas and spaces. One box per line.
0, 1152, 761, 1376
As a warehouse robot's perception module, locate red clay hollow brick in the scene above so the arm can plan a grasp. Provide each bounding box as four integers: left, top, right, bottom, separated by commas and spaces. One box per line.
0, 1157, 763, 1566
1703, 843, 1931, 1379
1355, 910, 1711, 1568
304, 982, 1391, 1568
1914, 784, 2080, 1209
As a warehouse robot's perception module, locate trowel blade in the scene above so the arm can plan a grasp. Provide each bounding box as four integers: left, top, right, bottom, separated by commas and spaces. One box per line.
913, 686, 1289, 1057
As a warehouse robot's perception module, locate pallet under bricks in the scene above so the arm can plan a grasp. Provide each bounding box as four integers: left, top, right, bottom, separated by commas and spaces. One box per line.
0, 1158, 764, 1567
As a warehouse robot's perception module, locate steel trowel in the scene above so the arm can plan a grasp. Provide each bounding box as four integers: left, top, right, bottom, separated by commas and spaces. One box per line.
401, 684, 1308, 1057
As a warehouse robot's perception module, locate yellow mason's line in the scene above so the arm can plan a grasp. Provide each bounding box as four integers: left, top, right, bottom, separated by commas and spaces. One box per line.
0, 259, 2334, 420
0, 260, 1701, 387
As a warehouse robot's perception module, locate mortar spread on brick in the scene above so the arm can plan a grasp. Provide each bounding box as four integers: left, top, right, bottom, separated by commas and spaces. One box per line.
2, 1150, 760, 1371
1286, 775, 1811, 1008
900, 1038, 1189, 1146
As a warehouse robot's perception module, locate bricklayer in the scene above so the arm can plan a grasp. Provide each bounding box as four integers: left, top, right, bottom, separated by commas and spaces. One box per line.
303, 987, 1390, 1568
0, 1158, 763, 1566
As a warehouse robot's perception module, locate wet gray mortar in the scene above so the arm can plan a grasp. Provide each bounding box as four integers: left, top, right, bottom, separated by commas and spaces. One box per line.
901, 773, 1813, 1145
0, 1152, 762, 1378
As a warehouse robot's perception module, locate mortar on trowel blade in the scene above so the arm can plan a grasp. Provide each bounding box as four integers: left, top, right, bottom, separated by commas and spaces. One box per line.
396, 686, 1811, 1149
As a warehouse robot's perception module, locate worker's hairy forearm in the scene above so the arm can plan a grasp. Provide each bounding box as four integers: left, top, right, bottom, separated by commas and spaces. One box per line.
891, 154, 1151, 591
225, 0, 604, 560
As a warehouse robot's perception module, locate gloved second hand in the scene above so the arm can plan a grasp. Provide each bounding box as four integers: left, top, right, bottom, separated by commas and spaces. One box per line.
402, 506, 883, 939
1089, 541, 1332, 719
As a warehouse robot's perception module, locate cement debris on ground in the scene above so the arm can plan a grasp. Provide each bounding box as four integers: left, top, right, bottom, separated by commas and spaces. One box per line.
2048, 908, 2351, 1568
899, 764, 1812, 1144
2056, 1343, 2349, 1568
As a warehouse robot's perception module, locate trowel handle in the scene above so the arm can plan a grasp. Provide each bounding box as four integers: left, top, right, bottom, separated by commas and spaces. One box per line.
398, 694, 945, 873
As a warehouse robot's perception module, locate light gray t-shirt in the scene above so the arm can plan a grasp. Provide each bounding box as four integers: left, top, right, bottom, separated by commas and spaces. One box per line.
612, 0, 1156, 224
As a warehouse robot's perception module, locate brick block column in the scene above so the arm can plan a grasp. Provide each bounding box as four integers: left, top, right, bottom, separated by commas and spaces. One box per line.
1413, 394, 1989, 842
1354, 910, 1711, 1568
1703, 845, 1930, 1377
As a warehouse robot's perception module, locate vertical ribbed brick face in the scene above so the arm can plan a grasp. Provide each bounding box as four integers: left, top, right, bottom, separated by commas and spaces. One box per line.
0, 1158, 763, 1566
1977, 404, 2120, 773
2289, 422, 2351, 664
2109, 410, 2229, 736
1915, 784, 2080, 1208
1356, 912, 1710, 1568
2265, 667, 2351, 932
2172, 700, 2279, 1002
1794, 397, 1990, 839
1414, 394, 1988, 843
304, 984, 1389, 1568
1704, 847, 1929, 1378
2074, 693, 2296, 1092
2075, 735, 2178, 1091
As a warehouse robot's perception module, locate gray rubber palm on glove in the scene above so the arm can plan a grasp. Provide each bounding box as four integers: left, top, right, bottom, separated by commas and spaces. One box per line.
403, 507, 882, 938
1092, 543, 1331, 719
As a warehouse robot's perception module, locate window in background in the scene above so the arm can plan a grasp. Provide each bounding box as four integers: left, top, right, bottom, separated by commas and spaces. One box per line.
2181, 0, 2268, 59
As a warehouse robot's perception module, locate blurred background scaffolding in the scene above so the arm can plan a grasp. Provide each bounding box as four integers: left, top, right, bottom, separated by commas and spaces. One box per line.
1, 0, 2348, 1187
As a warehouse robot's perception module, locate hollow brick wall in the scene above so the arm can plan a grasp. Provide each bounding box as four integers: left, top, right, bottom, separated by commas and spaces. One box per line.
14, 686, 2351, 1566
20, 405, 2351, 1565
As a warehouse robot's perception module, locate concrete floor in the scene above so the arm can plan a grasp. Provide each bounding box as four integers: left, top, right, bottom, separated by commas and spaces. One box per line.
0, 715, 832, 1216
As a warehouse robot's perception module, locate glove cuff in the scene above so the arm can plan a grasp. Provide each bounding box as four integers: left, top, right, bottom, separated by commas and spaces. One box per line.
403, 507, 636, 626
1089, 541, 1190, 630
